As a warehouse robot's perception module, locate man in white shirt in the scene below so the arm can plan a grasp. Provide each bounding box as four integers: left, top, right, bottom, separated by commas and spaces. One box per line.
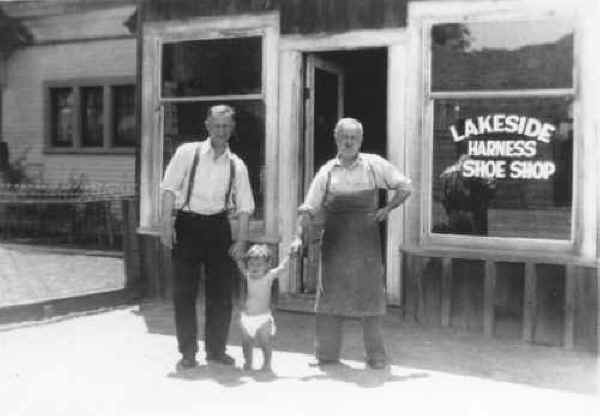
160, 104, 255, 370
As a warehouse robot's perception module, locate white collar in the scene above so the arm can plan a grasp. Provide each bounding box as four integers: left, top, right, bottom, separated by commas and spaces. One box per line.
333, 153, 363, 169
202, 138, 231, 160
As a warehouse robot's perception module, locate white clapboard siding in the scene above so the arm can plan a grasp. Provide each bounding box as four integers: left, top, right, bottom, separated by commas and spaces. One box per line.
2, 28, 136, 187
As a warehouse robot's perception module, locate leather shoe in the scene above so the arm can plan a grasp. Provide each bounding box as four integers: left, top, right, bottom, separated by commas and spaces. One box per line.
308, 358, 340, 367
176, 357, 198, 370
366, 359, 388, 370
206, 353, 235, 366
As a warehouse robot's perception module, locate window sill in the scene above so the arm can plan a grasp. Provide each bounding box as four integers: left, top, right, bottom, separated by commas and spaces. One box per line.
400, 243, 598, 267
44, 147, 136, 155
420, 231, 575, 255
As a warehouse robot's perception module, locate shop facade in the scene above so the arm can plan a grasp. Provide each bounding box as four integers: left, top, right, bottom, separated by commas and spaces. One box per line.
137, 0, 599, 351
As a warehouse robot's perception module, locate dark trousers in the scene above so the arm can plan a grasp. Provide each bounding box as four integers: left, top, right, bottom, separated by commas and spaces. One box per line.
172, 211, 233, 359
315, 314, 387, 363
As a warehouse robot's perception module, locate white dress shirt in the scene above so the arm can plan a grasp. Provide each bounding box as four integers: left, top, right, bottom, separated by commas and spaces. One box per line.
160, 139, 255, 216
299, 153, 412, 215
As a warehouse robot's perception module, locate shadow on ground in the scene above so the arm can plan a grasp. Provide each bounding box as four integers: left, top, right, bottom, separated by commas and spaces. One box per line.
167, 364, 248, 387
299, 362, 430, 388
166, 362, 305, 387
133, 300, 598, 395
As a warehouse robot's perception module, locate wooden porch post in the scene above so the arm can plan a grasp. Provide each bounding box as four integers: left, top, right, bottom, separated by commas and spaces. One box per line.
440, 257, 452, 327
523, 262, 537, 343
277, 49, 303, 294
483, 260, 496, 338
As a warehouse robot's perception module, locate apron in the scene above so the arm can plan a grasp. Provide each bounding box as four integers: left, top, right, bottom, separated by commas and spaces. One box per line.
315, 165, 386, 317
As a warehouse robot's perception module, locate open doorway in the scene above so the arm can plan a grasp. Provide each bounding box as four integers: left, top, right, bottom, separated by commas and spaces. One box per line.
300, 47, 388, 293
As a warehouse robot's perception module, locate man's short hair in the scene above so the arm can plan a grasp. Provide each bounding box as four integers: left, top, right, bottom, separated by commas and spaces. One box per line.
206, 104, 236, 121
334, 117, 363, 138
245, 244, 273, 263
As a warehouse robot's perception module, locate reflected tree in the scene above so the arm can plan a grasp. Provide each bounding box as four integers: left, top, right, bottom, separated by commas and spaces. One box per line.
431, 23, 471, 51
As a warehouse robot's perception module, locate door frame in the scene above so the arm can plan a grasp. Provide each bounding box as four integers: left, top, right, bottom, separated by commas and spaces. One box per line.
278, 29, 410, 304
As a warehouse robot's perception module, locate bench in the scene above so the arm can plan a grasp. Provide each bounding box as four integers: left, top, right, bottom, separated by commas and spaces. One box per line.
399, 244, 598, 349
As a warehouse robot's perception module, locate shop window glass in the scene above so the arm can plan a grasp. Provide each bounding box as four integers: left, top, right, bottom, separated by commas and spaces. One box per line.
113, 85, 136, 147
429, 19, 575, 240
81, 87, 104, 147
160, 32, 267, 221
50, 88, 74, 147
431, 97, 573, 239
161, 36, 262, 97
163, 100, 265, 219
432, 21, 573, 91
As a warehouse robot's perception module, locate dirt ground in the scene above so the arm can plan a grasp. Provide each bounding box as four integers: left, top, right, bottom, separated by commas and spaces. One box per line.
1, 300, 598, 416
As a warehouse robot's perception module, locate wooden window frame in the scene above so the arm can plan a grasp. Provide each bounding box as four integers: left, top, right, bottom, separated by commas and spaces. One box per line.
44, 77, 136, 154
138, 13, 279, 238
408, 1, 595, 258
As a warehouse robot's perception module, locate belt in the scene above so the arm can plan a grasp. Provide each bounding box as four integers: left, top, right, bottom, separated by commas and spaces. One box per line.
176, 210, 228, 220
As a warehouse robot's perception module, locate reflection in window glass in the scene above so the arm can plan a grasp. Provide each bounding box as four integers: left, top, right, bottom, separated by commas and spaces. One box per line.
113, 85, 136, 147
81, 87, 104, 147
431, 97, 573, 239
162, 37, 262, 97
50, 88, 74, 147
431, 20, 574, 91
162, 100, 265, 219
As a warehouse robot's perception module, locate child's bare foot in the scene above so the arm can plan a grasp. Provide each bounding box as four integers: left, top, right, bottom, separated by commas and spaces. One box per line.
243, 362, 252, 371
260, 364, 272, 373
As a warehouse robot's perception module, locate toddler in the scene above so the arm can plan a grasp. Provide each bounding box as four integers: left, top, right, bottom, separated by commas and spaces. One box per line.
237, 244, 290, 372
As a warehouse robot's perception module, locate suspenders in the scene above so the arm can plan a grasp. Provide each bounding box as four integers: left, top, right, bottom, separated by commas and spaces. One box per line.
181, 144, 236, 213
225, 158, 236, 211
181, 146, 200, 211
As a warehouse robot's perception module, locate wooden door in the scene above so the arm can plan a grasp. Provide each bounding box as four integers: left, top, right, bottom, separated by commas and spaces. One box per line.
301, 54, 344, 293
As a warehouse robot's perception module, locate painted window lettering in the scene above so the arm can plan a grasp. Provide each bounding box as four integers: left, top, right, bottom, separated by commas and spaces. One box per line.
509, 160, 556, 180
467, 140, 537, 158
450, 114, 556, 143
462, 159, 556, 180
448, 114, 558, 181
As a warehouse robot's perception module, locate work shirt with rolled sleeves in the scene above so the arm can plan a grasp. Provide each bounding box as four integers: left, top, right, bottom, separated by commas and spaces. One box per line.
299, 153, 412, 215
160, 139, 255, 216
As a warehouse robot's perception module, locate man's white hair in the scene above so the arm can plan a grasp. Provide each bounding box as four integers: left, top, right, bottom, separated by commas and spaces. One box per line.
206, 104, 236, 121
334, 118, 363, 138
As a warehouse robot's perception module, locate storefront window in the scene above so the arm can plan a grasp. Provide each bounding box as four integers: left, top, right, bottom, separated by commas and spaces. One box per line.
432, 97, 573, 239
429, 20, 575, 240
432, 20, 573, 91
160, 35, 265, 219
161, 37, 262, 97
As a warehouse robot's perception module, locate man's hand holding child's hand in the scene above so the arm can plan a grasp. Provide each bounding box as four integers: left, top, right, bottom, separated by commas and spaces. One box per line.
290, 236, 302, 255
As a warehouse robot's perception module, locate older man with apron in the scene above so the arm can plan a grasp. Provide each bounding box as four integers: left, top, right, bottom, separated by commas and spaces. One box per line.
293, 118, 412, 369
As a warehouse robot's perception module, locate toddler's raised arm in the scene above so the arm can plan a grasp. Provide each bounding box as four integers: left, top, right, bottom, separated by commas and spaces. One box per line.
269, 248, 297, 278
